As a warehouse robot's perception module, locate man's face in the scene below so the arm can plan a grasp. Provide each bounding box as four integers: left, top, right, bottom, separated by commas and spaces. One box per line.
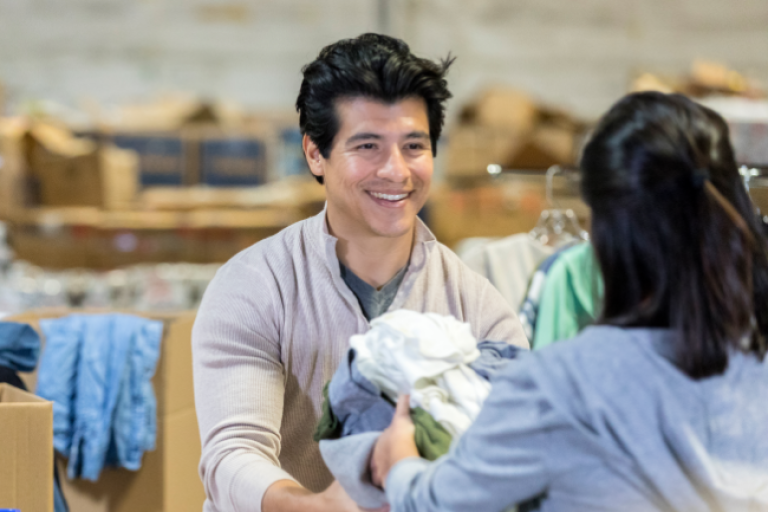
305, 96, 433, 240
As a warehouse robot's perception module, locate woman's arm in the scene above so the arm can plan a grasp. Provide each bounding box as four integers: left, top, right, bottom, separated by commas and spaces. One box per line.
371, 360, 574, 512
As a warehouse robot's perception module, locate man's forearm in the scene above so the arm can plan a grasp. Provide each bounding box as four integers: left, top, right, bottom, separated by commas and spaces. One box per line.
263, 479, 363, 512
262, 480, 319, 512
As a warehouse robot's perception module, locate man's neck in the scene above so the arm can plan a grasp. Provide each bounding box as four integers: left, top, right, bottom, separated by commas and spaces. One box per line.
328, 218, 414, 290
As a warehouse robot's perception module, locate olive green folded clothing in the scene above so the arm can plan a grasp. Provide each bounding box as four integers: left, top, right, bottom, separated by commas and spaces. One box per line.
410, 407, 452, 461
313, 383, 341, 442
314, 383, 452, 461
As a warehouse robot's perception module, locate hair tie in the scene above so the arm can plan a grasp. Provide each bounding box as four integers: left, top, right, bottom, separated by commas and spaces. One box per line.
692, 168, 710, 189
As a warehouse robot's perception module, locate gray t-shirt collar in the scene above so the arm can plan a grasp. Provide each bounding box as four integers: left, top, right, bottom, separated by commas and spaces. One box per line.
339, 262, 409, 321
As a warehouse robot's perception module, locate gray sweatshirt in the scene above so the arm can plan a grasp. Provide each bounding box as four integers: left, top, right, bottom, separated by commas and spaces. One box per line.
192, 208, 528, 512
386, 326, 768, 512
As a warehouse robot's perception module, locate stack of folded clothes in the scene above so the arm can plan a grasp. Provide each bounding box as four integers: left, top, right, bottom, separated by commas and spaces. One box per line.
315, 309, 522, 508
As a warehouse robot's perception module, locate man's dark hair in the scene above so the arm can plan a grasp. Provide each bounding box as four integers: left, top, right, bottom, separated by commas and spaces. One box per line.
581, 91, 768, 378
296, 33, 454, 184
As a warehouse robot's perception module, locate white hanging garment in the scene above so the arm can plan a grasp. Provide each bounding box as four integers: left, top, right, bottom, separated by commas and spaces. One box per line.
453, 237, 496, 276
457, 233, 555, 310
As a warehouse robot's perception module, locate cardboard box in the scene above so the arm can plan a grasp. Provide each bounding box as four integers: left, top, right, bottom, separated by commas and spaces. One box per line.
108, 96, 246, 133
101, 145, 139, 211
507, 125, 577, 169
9, 224, 100, 269
24, 123, 103, 208
446, 126, 522, 178
241, 111, 300, 182
460, 87, 538, 132
34, 147, 103, 207
112, 133, 189, 187
429, 183, 543, 248
6, 204, 312, 269
21, 125, 139, 210
139, 179, 326, 211
278, 127, 309, 180
109, 95, 207, 133
112, 128, 271, 188
429, 177, 590, 249
0, 117, 32, 216
12, 309, 205, 512
446, 123, 578, 177
0, 383, 54, 512
196, 130, 268, 187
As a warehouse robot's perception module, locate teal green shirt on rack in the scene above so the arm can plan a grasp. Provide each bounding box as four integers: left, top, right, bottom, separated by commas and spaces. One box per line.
533, 243, 604, 349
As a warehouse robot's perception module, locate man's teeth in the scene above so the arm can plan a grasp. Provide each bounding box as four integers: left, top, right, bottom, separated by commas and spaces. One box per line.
370, 192, 408, 201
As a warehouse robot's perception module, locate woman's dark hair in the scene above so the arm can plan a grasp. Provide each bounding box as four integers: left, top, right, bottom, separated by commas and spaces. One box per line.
296, 33, 454, 184
581, 91, 768, 378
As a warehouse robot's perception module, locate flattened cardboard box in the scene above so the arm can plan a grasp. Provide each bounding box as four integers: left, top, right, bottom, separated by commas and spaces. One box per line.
0, 383, 54, 512
11, 309, 205, 512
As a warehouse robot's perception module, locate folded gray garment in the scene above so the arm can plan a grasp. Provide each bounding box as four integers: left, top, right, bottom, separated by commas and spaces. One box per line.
329, 348, 394, 437
319, 432, 387, 509
470, 340, 522, 380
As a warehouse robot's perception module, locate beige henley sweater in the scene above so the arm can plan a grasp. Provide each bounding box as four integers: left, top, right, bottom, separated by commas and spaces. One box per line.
192, 208, 529, 512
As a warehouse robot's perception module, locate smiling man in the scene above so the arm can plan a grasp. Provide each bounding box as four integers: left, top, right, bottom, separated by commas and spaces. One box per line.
192, 34, 529, 512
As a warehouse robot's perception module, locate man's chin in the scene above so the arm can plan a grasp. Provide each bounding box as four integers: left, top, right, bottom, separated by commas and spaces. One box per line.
369, 221, 413, 239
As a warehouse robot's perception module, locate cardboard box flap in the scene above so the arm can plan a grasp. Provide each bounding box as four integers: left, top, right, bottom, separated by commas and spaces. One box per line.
0, 382, 54, 512
0, 382, 49, 404
27, 122, 97, 159
460, 87, 538, 133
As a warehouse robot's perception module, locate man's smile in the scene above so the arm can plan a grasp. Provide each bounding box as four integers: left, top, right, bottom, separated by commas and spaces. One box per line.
367, 191, 412, 202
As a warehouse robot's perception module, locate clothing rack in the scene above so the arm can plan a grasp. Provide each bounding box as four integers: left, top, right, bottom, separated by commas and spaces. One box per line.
488, 164, 768, 192
486, 163, 580, 178
485, 165, 590, 245
486, 163, 583, 203
484, 164, 768, 232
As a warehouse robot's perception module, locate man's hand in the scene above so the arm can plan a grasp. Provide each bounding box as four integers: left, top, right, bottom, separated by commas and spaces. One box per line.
318, 480, 366, 511
371, 395, 420, 489
321, 480, 390, 512
263, 479, 389, 512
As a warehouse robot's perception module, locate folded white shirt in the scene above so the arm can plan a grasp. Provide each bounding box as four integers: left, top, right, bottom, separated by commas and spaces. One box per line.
350, 309, 491, 437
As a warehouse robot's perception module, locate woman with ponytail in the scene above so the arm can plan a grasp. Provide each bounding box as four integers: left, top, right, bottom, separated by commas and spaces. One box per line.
370, 92, 768, 512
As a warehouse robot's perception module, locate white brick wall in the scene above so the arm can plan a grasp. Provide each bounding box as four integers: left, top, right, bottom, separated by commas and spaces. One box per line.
402, 0, 768, 118
1, 0, 766, 120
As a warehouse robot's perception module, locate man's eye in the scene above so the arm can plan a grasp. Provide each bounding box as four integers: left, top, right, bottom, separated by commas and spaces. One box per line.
406, 143, 426, 150
358, 143, 376, 150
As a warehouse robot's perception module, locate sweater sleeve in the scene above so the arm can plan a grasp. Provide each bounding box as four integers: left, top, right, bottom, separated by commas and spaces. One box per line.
192, 258, 296, 512
476, 278, 530, 349
385, 357, 572, 512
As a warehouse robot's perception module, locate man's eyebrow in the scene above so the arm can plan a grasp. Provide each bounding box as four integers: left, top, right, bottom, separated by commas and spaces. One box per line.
404, 131, 430, 140
346, 132, 382, 144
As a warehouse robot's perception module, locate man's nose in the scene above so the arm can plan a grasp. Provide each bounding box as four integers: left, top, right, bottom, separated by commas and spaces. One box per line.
377, 146, 410, 182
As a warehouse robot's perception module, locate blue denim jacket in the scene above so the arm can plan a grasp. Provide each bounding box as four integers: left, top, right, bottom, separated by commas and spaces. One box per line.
36, 314, 163, 481
0, 321, 41, 372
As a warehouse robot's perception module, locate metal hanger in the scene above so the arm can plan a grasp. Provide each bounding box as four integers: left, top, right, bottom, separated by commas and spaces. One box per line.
528, 165, 589, 247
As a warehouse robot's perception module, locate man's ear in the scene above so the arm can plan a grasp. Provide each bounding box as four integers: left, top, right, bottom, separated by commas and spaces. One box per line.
303, 134, 325, 180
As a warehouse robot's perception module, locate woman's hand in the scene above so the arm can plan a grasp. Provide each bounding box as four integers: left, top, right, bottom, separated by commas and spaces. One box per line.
371, 394, 420, 489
